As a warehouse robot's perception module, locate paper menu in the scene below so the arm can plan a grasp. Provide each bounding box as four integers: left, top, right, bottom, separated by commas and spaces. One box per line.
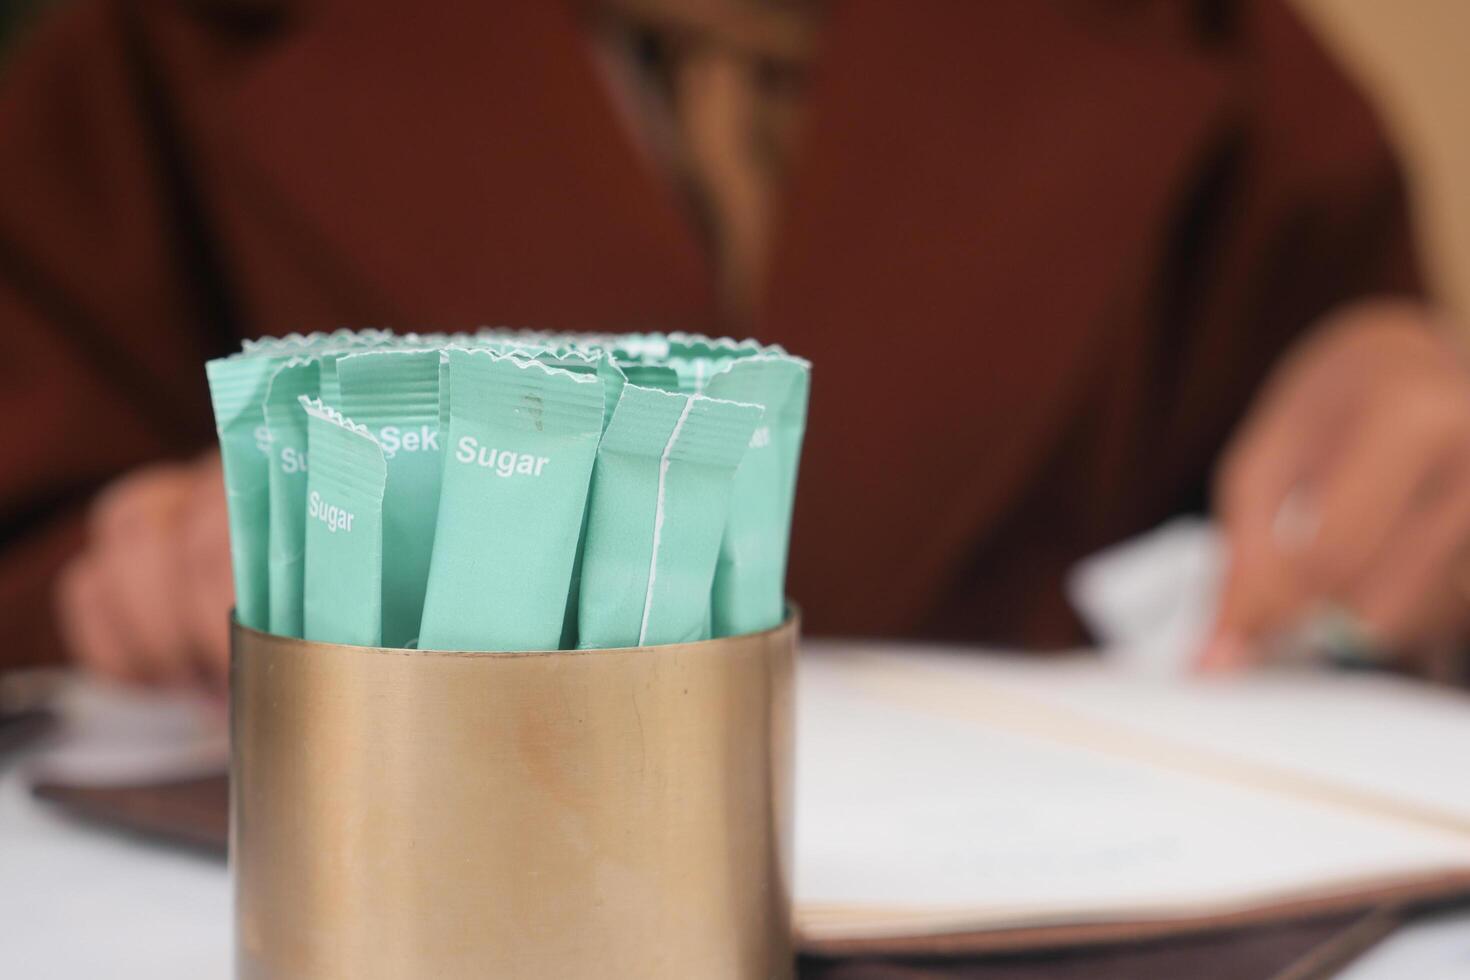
794, 645, 1470, 950
904, 650, 1470, 833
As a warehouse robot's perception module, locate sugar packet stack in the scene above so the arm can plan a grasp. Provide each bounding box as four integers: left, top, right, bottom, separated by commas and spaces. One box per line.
205, 330, 809, 651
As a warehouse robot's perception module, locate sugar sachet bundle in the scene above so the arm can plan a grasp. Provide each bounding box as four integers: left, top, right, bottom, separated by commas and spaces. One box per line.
205, 329, 808, 651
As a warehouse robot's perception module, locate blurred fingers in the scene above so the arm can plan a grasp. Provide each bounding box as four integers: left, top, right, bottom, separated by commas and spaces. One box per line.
1347, 452, 1470, 653
1203, 408, 1329, 671
179, 455, 233, 691
55, 556, 151, 685
1202, 309, 1470, 672
89, 465, 206, 688
93, 531, 196, 689
58, 461, 218, 689
1199, 519, 1309, 672
88, 462, 192, 543
1297, 387, 1470, 599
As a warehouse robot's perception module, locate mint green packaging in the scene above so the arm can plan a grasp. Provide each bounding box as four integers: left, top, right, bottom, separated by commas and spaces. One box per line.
262, 330, 391, 406
338, 349, 443, 648
438, 349, 452, 434
665, 335, 770, 393
300, 398, 387, 647
578, 386, 762, 648
704, 354, 811, 636
418, 350, 604, 652
608, 333, 671, 361
317, 355, 343, 407
557, 353, 627, 649
479, 346, 626, 647
618, 362, 681, 392
241, 328, 393, 357
204, 355, 278, 630
596, 355, 629, 425
317, 345, 366, 407
207, 330, 392, 631
262, 358, 319, 638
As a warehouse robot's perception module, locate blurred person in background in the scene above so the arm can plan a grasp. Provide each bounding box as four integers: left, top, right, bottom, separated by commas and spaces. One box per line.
2, 0, 1469, 692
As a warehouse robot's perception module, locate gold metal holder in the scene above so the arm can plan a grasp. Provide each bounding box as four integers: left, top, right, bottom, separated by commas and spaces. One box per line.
231, 617, 797, 979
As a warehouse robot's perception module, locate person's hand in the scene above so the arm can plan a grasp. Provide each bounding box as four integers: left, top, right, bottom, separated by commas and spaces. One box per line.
54, 452, 233, 694
1201, 301, 1470, 673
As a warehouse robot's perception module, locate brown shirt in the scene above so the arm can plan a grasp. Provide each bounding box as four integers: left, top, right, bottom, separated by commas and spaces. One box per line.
0, 0, 1420, 666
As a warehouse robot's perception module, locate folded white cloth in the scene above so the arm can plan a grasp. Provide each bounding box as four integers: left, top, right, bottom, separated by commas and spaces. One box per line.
1066, 516, 1225, 675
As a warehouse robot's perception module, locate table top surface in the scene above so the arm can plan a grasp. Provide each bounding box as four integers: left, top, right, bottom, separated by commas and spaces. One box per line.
2, 751, 1468, 980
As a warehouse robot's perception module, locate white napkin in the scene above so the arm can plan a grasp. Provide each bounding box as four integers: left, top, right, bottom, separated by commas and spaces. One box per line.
1066, 516, 1226, 675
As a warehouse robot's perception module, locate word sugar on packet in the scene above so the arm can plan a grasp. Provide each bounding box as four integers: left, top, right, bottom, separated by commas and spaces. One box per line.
300, 398, 387, 648
418, 350, 604, 652
262, 358, 319, 638
204, 329, 808, 653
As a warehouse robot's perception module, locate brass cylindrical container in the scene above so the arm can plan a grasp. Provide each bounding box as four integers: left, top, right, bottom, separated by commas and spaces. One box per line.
231, 618, 796, 979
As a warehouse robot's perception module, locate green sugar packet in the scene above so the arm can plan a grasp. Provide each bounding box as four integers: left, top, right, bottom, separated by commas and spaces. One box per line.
301, 398, 387, 647
262, 358, 320, 638
204, 355, 278, 630
578, 386, 763, 649
704, 354, 811, 636
418, 350, 604, 652
473, 346, 629, 648
338, 349, 443, 648
557, 353, 627, 649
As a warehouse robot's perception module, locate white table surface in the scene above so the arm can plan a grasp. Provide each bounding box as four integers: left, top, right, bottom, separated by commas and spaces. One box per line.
1, 747, 1468, 979
1337, 906, 1470, 979
0, 758, 231, 979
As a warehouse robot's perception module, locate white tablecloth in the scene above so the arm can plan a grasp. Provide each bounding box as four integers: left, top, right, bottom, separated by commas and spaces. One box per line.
0, 759, 230, 979
1, 748, 1468, 979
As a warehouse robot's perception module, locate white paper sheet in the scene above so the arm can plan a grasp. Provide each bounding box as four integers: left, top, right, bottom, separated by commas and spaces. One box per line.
795, 645, 1470, 940
901, 648, 1470, 829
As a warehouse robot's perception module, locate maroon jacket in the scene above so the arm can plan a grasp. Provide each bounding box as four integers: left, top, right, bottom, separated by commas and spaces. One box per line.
0, 0, 1420, 665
